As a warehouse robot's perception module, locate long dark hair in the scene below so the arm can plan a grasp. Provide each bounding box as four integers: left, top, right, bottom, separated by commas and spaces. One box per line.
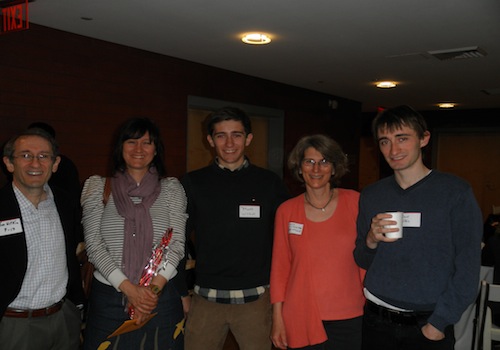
111, 117, 166, 177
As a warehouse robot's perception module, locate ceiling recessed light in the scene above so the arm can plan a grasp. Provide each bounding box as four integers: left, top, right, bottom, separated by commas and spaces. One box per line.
241, 33, 271, 45
438, 103, 455, 109
376, 81, 397, 88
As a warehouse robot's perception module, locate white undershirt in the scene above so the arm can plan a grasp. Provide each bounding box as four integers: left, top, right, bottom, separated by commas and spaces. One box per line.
364, 288, 413, 312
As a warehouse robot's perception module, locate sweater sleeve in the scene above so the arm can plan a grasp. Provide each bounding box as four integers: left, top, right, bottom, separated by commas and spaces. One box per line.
81, 175, 128, 290
270, 202, 292, 304
156, 178, 188, 282
353, 191, 377, 269
428, 187, 482, 331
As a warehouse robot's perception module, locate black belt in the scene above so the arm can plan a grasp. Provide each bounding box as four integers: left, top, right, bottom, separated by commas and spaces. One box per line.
366, 300, 432, 326
4, 300, 63, 318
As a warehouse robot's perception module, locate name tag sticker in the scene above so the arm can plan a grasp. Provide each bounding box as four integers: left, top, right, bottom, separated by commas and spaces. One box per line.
239, 205, 261, 218
288, 222, 304, 235
0, 218, 23, 237
403, 212, 421, 227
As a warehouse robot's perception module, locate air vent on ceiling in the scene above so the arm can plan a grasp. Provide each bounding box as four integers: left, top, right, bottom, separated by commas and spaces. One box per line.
386, 52, 431, 61
481, 88, 500, 96
428, 46, 487, 61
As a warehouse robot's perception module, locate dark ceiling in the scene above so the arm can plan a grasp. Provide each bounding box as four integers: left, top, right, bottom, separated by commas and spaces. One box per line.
20, 0, 500, 112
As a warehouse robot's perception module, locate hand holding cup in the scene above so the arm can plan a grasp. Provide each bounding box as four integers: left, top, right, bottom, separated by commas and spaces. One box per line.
383, 211, 403, 239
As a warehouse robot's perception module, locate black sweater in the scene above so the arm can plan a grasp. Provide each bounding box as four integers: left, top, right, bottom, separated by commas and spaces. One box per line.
181, 162, 289, 290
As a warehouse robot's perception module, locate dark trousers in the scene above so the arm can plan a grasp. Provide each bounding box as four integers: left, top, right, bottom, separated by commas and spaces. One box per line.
289, 316, 363, 350
0, 300, 81, 350
83, 278, 184, 350
361, 302, 455, 350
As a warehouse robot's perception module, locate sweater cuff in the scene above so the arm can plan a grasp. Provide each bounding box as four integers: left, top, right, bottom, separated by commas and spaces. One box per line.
427, 313, 448, 333
109, 269, 129, 292
363, 242, 378, 254
158, 262, 178, 282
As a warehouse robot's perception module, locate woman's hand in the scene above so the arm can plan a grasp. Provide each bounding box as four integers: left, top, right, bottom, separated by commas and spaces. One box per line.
271, 302, 288, 349
119, 280, 158, 315
130, 308, 153, 325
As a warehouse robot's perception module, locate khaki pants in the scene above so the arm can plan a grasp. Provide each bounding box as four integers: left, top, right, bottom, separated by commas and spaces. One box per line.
185, 288, 272, 350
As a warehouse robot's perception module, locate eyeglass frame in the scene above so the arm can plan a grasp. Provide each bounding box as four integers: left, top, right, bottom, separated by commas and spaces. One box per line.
302, 158, 333, 168
11, 153, 56, 163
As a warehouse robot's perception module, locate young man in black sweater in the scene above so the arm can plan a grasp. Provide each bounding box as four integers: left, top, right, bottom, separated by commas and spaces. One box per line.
181, 106, 289, 350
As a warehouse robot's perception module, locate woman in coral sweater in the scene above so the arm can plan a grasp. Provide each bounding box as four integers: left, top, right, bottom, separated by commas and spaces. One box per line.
270, 134, 365, 349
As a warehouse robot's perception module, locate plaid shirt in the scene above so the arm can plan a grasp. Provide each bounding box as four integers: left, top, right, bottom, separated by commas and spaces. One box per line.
194, 285, 267, 304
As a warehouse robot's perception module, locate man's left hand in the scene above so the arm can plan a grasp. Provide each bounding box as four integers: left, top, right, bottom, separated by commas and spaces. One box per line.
421, 323, 445, 341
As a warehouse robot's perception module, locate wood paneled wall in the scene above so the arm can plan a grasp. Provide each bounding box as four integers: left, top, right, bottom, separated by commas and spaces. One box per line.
359, 109, 500, 221
0, 24, 361, 195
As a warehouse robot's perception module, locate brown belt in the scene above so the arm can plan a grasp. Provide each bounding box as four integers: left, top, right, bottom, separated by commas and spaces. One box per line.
4, 300, 63, 318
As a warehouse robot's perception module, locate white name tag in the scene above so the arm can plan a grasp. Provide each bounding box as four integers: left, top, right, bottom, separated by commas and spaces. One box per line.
239, 205, 261, 218
403, 212, 421, 227
288, 222, 304, 235
0, 218, 23, 237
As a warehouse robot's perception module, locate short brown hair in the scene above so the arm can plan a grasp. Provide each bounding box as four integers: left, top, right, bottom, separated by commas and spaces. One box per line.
288, 134, 348, 187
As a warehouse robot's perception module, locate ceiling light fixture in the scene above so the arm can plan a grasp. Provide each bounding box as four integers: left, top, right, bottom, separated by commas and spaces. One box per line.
438, 103, 455, 109
376, 81, 396, 88
241, 33, 271, 45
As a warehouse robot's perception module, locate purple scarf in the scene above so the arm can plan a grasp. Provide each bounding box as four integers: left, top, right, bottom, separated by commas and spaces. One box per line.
111, 169, 161, 284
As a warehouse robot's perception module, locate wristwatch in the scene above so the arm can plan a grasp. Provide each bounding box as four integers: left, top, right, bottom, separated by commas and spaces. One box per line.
149, 284, 162, 296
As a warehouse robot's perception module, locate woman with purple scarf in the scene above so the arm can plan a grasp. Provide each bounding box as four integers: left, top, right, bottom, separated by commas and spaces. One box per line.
81, 117, 187, 349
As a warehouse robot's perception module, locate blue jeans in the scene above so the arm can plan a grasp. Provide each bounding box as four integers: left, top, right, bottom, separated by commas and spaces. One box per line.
83, 278, 184, 350
361, 303, 455, 350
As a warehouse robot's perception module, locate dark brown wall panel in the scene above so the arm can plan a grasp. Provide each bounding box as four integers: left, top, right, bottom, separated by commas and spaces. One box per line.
1, 24, 361, 194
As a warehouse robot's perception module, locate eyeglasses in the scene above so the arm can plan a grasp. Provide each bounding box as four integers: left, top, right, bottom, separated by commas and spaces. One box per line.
302, 158, 332, 168
12, 153, 55, 163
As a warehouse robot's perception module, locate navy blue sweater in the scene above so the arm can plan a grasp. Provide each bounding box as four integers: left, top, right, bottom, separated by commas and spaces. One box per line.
354, 170, 482, 331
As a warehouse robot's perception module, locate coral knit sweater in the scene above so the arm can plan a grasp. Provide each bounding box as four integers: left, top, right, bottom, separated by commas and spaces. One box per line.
270, 189, 365, 348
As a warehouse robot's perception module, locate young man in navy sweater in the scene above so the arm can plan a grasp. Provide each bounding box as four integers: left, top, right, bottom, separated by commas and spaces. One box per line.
354, 105, 482, 350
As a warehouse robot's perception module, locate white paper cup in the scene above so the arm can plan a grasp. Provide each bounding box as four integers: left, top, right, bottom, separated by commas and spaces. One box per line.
384, 211, 403, 239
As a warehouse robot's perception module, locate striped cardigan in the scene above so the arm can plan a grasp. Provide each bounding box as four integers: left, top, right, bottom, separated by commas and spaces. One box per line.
81, 175, 187, 290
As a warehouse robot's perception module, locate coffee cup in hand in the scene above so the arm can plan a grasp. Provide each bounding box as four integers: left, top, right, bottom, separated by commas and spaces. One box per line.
384, 211, 403, 239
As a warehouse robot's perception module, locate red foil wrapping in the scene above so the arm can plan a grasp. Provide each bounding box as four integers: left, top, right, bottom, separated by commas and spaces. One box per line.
128, 228, 173, 318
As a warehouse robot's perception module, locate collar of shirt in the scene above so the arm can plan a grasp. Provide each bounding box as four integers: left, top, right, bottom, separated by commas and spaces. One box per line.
215, 157, 249, 172
12, 183, 54, 211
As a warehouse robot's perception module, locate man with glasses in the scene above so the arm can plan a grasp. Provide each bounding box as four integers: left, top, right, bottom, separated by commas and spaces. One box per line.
181, 106, 290, 349
0, 128, 84, 349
